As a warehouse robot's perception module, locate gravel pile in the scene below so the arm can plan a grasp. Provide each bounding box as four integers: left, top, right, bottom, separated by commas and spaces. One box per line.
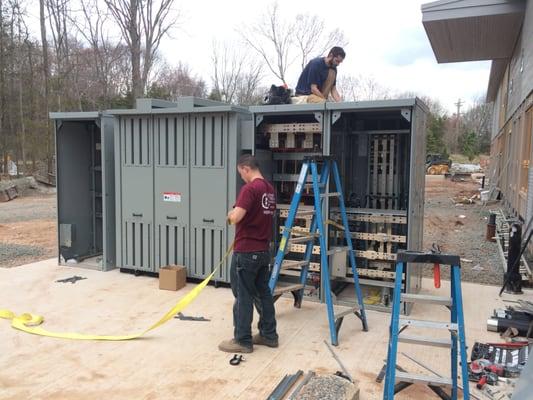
0, 243, 45, 264
296, 375, 359, 400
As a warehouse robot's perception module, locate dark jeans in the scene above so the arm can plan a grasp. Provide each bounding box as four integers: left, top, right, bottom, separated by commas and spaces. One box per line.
230, 251, 278, 347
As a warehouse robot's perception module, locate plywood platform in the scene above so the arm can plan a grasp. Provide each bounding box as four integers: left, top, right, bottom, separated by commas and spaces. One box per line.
1, 259, 531, 400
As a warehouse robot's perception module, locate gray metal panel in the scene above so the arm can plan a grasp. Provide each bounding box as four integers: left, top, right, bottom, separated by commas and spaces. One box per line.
114, 118, 123, 270
119, 115, 154, 272
249, 103, 326, 114
135, 98, 177, 111
56, 121, 95, 262
326, 99, 418, 111
50, 111, 100, 120
189, 112, 230, 281
240, 120, 254, 150
153, 114, 189, 271
405, 103, 428, 314
101, 115, 116, 270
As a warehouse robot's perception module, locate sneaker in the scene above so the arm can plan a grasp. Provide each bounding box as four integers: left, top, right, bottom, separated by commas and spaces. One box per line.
252, 334, 279, 348
218, 339, 253, 353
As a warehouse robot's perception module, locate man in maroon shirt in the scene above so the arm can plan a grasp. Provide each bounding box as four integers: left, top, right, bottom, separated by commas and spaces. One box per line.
218, 154, 279, 353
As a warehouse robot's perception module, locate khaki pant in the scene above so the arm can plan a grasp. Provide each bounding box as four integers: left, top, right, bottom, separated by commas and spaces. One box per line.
306, 68, 336, 103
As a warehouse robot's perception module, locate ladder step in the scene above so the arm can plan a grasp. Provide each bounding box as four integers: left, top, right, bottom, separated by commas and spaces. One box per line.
334, 306, 360, 320
273, 283, 304, 296
320, 192, 340, 198
399, 319, 458, 331
401, 293, 452, 306
281, 260, 309, 269
288, 235, 316, 244
395, 371, 453, 387
398, 334, 452, 348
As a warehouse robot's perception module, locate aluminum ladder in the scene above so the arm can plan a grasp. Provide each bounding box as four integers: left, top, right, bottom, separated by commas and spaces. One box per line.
268, 156, 368, 346
383, 251, 470, 400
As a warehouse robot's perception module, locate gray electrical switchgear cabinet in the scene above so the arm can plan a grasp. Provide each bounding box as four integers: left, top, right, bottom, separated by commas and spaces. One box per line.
49, 97, 428, 314
109, 98, 251, 282
249, 99, 427, 312
49, 112, 116, 271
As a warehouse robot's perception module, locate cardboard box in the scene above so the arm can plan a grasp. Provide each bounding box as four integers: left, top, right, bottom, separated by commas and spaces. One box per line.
159, 265, 187, 291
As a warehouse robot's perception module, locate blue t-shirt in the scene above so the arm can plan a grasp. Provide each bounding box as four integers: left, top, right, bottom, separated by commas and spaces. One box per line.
295, 57, 336, 95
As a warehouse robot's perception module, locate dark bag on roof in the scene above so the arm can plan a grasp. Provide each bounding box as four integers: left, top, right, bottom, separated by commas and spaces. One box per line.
264, 85, 292, 105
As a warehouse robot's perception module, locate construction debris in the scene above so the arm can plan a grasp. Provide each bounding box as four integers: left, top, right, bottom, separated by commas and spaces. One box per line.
323, 340, 354, 383
294, 374, 359, 400
0, 185, 18, 202
267, 370, 303, 400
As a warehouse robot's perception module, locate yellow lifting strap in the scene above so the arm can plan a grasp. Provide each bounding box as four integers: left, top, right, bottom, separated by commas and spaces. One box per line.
0, 243, 234, 341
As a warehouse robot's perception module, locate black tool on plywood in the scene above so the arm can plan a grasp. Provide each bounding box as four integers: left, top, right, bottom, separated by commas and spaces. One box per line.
55, 275, 87, 284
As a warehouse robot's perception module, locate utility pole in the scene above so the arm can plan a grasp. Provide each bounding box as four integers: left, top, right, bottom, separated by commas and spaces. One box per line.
455, 98, 463, 137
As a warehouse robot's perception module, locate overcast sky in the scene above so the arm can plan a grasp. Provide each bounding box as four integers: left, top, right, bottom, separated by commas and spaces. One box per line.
157, 0, 490, 113
27, 0, 491, 114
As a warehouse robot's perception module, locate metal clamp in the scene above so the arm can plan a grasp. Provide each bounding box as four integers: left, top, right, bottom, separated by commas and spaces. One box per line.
229, 354, 244, 366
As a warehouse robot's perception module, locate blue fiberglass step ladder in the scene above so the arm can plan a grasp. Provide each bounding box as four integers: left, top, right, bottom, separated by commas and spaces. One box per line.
268, 156, 368, 346
383, 250, 470, 400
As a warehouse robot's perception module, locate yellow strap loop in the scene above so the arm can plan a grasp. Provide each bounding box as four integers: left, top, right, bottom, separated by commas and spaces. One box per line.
1, 243, 234, 341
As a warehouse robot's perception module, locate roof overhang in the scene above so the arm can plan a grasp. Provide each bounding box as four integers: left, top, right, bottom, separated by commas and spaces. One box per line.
422, 0, 525, 63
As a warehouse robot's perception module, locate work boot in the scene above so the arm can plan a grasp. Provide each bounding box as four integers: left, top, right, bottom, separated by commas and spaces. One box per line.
218, 339, 253, 353
252, 334, 279, 348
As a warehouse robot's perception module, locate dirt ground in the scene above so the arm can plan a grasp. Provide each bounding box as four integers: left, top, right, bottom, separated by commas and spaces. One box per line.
423, 175, 503, 285
0, 176, 506, 286
0, 193, 57, 268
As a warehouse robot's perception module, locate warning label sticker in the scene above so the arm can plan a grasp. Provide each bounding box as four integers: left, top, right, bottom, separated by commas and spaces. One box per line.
163, 192, 181, 203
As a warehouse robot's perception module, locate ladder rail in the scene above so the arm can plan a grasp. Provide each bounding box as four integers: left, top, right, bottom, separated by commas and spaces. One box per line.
331, 161, 368, 331
453, 264, 470, 400
297, 162, 330, 300
384, 261, 404, 399
311, 161, 338, 345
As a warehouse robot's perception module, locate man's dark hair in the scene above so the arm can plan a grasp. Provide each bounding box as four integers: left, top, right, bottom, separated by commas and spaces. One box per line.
328, 46, 346, 59
237, 154, 260, 170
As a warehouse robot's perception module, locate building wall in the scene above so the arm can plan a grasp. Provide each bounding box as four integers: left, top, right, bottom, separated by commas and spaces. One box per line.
490, 0, 533, 225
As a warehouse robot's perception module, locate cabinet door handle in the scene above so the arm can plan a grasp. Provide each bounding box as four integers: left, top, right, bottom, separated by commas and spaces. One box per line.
132, 213, 143, 217
166, 216, 177, 220
203, 218, 214, 223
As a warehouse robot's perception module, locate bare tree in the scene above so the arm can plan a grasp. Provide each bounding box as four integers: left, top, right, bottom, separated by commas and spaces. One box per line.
211, 41, 264, 105
293, 14, 347, 70
46, 0, 72, 110
104, 0, 178, 99
39, 0, 53, 174
150, 62, 206, 99
238, 2, 292, 85
338, 74, 392, 101
73, 0, 128, 108
14, 1, 28, 173
211, 41, 244, 103
235, 61, 264, 106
